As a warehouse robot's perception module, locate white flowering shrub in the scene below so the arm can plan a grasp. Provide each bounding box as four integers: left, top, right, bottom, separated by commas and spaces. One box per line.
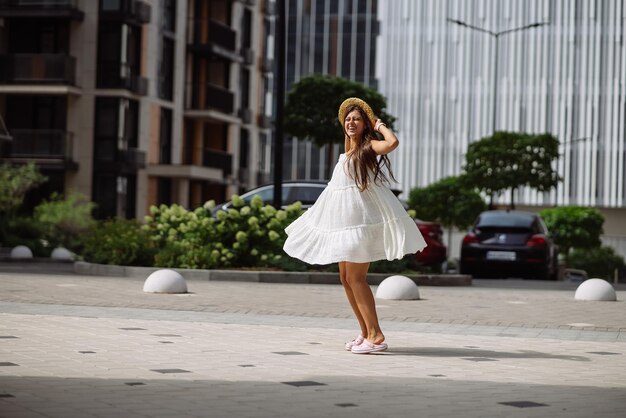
143, 196, 304, 269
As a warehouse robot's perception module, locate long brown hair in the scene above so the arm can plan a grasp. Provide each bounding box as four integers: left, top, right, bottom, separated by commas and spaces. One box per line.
343, 105, 396, 191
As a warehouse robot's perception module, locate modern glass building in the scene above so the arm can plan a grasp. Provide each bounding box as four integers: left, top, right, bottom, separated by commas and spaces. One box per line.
377, 0, 626, 257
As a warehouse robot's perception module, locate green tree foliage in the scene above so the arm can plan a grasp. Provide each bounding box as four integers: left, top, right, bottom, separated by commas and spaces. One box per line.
0, 162, 47, 215
284, 74, 396, 147
0, 162, 47, 245
34, 191, 96, 250
463, 131, 560, 208
539, 206, 604, 255
408, 176, 487, 231
81, 218, 155, 266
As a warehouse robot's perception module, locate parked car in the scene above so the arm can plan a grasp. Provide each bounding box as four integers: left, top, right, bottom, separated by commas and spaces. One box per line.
212, 181, 327, 214
214, 182, 447, 266
414, 219, 447, 266
460, 210, 559, 280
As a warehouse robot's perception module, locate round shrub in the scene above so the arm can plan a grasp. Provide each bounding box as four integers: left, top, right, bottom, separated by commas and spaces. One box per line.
81, 218, 155, 266
566, 246, 625, 280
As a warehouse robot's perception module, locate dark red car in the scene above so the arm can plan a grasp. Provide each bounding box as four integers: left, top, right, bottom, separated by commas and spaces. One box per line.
414, 219, 447, 265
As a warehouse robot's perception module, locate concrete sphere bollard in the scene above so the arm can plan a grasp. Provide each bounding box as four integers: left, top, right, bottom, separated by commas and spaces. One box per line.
51, 247, 74, 261
574, 278, 617, 301
143, 269, 188, 294
10, 245, 33, 259
376, 275, 420, 300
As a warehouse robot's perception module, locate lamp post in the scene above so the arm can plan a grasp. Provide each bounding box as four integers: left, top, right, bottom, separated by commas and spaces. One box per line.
272, 0, 286, 209
447, 18, 548, 133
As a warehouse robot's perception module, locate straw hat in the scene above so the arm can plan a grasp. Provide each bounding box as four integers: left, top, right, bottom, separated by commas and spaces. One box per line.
338, 97, 376, 127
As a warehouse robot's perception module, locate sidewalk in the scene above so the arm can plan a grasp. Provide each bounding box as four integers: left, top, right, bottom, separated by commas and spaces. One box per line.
1, 271, 625, 418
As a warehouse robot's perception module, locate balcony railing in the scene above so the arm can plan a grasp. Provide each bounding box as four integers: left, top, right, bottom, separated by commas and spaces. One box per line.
203, 149, 232, 176
0, 54, 76, 85
97, 62, 147, 95
188, 19, 236, 53
0, 0, 84, 19
5, 129, 73, 160
100, 0, 150, 24
187, 83, 234, 114
118, 148, 146, 171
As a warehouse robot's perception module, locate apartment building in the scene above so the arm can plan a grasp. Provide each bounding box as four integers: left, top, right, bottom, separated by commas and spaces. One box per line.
0, 0, 272, 219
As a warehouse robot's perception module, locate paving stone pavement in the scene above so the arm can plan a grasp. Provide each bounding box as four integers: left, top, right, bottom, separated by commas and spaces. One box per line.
0, 272, 625, 418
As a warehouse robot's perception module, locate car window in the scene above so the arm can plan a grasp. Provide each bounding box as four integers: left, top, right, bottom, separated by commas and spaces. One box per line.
288, 185, 324, 204
242, 186, 273, 204
241, 185, 289, 205
477, 212, 534, 228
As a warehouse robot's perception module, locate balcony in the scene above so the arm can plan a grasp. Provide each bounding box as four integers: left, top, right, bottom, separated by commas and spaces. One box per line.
0, 54, 76, 85
238, 108, 252, 124
188, 19, 240, 62
100, 0, 150, 24
118, 148, 146, 172
93, 140, 146, 172
98, 62, 147, 95
202, 149, 232, 177
0, 0, 84, 19
187, 83, 234, 115
2, 129, 73, 162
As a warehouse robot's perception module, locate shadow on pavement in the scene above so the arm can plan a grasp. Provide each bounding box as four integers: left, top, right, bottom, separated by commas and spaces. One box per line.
384, 346, 590, 361
0, 375, 623, 418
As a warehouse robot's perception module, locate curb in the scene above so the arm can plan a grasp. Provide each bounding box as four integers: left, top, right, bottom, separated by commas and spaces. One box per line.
73, 261, 472, 286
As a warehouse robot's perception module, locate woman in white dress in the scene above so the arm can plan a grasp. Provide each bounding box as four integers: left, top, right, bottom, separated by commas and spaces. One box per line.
283, 97, 427, 354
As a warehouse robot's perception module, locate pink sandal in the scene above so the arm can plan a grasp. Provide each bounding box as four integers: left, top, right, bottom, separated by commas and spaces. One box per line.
344, 334, 364, 351
351, 339, 388, 354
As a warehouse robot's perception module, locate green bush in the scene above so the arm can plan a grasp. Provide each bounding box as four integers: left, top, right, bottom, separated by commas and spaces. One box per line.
2, 217, 48, 257
80, 218, 155, 266
143, 195, 304, 270
34, 191, 96, 251
0, 162, 47, 244
539, 206, 604, 255
566, 246, 625, 280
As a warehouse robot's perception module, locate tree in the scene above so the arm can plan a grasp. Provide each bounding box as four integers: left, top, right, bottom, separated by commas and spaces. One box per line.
0, 162, 47, 215
463, 131, 560, 208
539, 206, 604, 256
284, 74, 396, 147
408, 175, 487, 248
34, 191, 96, 250
0, 163, 47, 243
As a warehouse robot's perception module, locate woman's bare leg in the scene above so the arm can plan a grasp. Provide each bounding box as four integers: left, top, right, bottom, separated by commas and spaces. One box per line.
339, 261, 368, 337
344, 261, 385, 344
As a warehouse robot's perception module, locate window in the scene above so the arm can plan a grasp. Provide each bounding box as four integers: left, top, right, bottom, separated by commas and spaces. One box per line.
159, 37, 175, 101
159, 108, 172, 164
239, 128, 249, 169
242, 8, 252, 49
101, 0, 121, 11
240, 68, 250, 109
97, 23, 142, 90
163, 0, 176, 32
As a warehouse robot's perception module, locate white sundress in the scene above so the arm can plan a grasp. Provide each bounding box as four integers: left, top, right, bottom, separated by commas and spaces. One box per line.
283, 153, 427, 265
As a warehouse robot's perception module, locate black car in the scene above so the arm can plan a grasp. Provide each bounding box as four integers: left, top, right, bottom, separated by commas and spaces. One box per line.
212, 181, 327, 214
460, 210, 559, 280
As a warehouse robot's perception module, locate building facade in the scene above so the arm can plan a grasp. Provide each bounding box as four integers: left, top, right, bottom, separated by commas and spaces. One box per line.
279, 0, 379, 181
377, 0, 626, 257
0, 0, 272, 218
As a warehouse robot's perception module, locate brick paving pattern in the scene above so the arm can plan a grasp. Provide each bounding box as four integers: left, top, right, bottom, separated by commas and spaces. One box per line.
0, 272, 625, 418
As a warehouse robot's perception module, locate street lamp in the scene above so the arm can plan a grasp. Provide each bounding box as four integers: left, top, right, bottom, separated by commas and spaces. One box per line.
447, 18, 548, 133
